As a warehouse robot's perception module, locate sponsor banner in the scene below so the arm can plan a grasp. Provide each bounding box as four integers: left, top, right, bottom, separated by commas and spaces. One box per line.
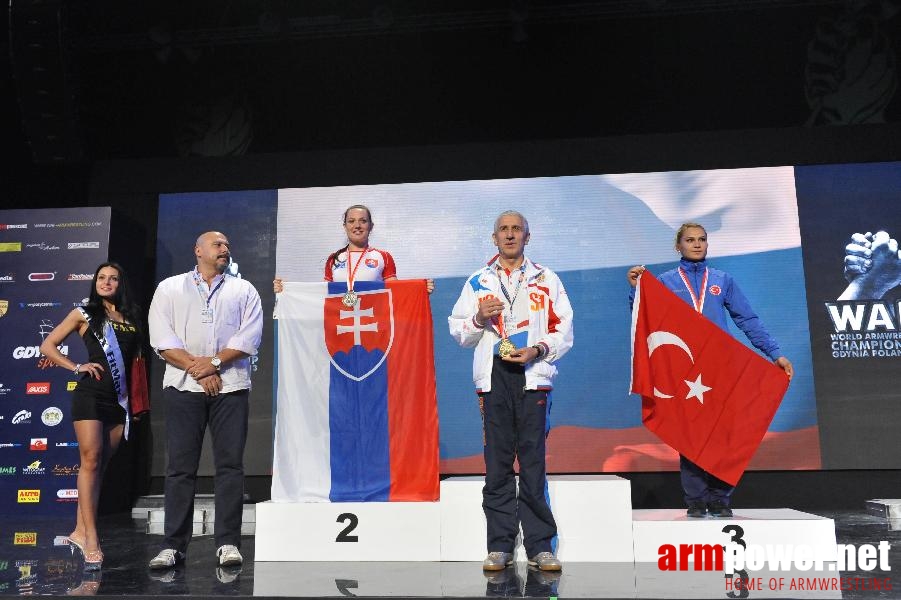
12, 410, 31, 425
41, 407, 63, 426
0, 208, 106, 515
22, 461, 44, 475
56, 489, 77, 501
0, 243, 22, 252
25, 383, 50, 395
17, 489, 40, 503
33, 221, 102, 228
24, 243, 60, 251
13, 532, 36, 546
0, 224, 27, 230
13, 345, 68, 360
18, 302, 62, 309
27, 272, 55, 281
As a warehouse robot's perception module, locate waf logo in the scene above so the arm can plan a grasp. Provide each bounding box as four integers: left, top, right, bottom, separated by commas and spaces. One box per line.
17, 489, 40, 503
30, 438, 47, 451
13, 532, 36, 546
709, 285, 722, 296
324, 290, 394, 381
365, 258, 378, 268
25, 382, 50, 395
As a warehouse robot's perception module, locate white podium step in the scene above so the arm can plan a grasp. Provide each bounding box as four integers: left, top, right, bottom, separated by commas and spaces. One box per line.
633, 509, 840, 599
439, 474, 633, 562
632, 508, 838, 563
255, 501, 440, 561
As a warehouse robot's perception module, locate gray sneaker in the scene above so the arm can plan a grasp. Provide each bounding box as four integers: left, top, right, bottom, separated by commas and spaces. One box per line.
528, 551, 562, 571
482, 551, 514, 571
217, 544, 243, 567
148, 549, 184, 570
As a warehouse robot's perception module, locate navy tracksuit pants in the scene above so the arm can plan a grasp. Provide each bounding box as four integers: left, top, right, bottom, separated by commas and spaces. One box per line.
480, 356, 557, 557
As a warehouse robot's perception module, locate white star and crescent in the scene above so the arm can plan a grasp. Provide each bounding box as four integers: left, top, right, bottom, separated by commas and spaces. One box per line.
646, 330, 712, 404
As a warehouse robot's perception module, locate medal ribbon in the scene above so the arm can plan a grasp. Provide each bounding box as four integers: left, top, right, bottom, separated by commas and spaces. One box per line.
345, 247, 370, 294
678, 266, 708, 313
496, 264, 525, 339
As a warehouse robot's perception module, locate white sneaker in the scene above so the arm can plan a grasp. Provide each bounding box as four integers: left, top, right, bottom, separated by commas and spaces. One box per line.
148, 548, 183, 569
217, 544, 243, 567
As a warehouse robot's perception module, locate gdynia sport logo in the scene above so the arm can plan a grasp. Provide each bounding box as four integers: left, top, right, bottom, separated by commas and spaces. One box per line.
657, 524, 892, 593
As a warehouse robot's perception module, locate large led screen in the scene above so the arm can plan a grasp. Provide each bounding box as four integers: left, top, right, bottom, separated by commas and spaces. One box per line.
158, 161, 901, 474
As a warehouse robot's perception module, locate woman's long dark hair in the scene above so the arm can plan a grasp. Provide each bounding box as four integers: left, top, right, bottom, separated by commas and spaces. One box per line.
83, 262, 143, 341
329, 204, 373, 264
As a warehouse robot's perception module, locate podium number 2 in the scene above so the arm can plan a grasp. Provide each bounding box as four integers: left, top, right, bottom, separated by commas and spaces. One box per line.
336, 513, 359, 542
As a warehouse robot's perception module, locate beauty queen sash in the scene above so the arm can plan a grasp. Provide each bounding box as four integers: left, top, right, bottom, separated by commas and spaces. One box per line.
78, 308, 131, 440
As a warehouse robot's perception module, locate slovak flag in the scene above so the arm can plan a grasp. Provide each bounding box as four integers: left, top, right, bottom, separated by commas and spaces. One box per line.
630, 272, 789, 486
272, 279, 439, 502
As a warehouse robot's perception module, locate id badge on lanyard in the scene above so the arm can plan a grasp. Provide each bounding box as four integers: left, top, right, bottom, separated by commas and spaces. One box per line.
194, 270, 224, 324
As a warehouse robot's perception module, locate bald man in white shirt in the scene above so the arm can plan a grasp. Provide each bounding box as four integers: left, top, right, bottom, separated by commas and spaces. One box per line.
147, 231, 263, 570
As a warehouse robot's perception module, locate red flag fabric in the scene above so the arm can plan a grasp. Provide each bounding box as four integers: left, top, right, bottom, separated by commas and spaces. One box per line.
630, 271, 789, 486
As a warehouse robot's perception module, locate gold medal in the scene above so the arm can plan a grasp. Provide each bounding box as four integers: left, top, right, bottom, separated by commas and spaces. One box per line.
342, 290, 358, 307
498, 338, 516, 358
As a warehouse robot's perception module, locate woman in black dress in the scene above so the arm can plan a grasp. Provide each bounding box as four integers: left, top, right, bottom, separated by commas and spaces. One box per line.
40, 262, 142, 570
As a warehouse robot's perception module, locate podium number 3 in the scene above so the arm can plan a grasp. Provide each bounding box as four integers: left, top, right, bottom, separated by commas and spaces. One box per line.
336, 513, 359, 542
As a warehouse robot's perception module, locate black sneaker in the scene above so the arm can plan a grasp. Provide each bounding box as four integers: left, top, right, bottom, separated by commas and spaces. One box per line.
686, 502, 707, 518
708, 501, 733, 518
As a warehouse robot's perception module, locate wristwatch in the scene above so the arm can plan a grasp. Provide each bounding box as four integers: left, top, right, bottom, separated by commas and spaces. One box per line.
211, 356, 222, 371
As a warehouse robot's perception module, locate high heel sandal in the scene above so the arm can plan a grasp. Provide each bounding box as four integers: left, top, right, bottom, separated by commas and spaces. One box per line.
68, 535, 103, 570
67, 535, 86, 555
83, 549, 103, 571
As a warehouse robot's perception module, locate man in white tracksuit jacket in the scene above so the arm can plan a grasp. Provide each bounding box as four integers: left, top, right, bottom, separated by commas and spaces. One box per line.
449, 210, 574, 572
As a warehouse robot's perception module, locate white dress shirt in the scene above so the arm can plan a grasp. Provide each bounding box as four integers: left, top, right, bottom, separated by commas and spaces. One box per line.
149, 268, 263, 393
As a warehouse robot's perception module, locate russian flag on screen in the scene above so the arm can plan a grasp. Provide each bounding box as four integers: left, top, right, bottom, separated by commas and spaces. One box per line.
271, 279, 439, 502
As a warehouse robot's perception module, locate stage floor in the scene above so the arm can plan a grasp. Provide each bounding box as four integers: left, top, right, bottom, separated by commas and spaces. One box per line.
0, 510, 896, 598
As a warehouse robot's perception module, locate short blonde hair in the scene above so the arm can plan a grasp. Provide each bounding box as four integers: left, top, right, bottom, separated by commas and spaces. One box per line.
675, 222, 706, 246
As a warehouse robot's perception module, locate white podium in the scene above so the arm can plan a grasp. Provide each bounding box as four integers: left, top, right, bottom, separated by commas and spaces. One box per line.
632, 509, 840, 599
632, 508, 838, 563
255, 501, 440, 561
439, 474, 634, 562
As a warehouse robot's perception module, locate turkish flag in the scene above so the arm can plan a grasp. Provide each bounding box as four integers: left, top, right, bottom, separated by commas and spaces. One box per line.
630, 272, 789, 486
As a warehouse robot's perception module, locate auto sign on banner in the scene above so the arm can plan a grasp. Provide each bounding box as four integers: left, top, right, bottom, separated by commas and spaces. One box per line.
0, 207, 111, 516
